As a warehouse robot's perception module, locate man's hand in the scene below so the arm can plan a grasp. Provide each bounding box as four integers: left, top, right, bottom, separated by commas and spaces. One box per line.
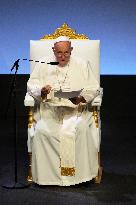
69, 96, 86, 105
41, 85, 52, 100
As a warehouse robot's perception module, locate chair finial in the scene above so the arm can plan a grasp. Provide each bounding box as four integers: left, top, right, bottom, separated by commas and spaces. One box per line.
41, 23, 89, 40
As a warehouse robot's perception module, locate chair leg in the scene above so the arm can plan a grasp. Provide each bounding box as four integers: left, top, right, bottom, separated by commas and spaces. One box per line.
94, 152, 103, 184
27, 152, 33, 183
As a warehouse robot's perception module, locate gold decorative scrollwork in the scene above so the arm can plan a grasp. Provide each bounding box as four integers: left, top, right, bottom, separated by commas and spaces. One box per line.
28, 107, 34, 128
41, 23, 89, 40
61, 167, 75, 176
92, 106, 99, 128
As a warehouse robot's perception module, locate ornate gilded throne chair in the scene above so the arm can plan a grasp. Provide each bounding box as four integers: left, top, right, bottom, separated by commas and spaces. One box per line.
24, 23, 103, 184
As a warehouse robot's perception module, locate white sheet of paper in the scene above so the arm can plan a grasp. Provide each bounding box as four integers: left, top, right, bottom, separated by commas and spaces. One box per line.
54, 89, 82, 99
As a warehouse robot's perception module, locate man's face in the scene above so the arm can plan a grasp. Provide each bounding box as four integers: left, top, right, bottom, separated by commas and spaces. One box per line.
53, 41, 73, 67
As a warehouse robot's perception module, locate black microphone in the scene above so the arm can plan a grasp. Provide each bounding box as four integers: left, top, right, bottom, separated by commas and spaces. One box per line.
23, 59, 59, 65
47, 62, 59, 65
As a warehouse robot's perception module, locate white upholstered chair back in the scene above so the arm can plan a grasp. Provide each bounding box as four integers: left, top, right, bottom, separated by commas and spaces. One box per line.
30, 39, 100, 83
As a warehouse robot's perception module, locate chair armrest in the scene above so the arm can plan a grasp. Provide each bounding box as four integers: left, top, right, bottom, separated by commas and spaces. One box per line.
91, 95, 102, 106
24, 93, 35, 107
91, 88, 103, 106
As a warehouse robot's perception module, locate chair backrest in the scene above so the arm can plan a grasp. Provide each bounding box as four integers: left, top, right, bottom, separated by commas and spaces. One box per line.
30, 24, 100, 83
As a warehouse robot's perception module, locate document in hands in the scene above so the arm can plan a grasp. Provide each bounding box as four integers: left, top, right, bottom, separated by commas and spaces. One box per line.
54, 89, 83, 99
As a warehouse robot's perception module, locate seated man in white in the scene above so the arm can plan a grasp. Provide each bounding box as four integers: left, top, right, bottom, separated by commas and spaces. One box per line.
27, 36, 100, 186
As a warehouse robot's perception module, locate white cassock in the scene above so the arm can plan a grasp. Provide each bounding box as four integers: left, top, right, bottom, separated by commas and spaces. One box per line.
27, 55, 100, 186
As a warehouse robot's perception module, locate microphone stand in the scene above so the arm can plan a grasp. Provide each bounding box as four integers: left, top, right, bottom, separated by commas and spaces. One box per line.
3, 59, 29, 189
2, 58, 59, 189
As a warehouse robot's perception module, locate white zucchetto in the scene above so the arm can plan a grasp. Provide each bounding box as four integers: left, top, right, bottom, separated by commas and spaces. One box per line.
54, 36, 70, 44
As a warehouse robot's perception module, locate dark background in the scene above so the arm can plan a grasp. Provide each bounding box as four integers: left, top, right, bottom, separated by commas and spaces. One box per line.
0, 75, 136, 204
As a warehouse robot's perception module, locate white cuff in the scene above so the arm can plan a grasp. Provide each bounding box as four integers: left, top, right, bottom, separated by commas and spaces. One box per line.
24, 93, 34, 107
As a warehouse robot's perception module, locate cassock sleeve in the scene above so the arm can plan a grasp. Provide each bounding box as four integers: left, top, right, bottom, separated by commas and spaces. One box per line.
80, 60, 100, 103
27, 63, 47, 101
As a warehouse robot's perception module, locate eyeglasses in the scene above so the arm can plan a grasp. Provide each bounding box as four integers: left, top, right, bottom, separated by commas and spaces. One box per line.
55, 51, 71, 57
